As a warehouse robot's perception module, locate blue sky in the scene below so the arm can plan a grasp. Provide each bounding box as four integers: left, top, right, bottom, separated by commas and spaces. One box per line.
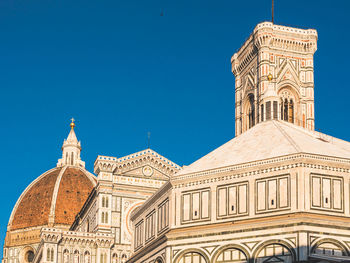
0, 0, 349, 257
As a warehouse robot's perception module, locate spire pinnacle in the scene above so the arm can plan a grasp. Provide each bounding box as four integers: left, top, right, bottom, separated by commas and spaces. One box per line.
57, 119, 85, 168
70, 118, 75, 129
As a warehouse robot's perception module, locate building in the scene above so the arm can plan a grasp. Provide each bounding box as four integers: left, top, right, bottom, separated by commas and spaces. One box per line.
2, 121, 97, 263
2, 122, 181, 263
128, 23, 350, 263
3, 21, 350, 263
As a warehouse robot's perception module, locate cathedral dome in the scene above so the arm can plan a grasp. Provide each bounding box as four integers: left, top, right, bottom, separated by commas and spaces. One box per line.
8, 166, 96, 231
4, 120, 97, 250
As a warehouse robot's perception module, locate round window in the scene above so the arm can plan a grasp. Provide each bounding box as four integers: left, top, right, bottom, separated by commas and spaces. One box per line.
26, 251, 34, 262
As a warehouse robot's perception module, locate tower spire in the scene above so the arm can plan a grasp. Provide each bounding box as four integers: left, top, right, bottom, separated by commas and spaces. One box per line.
57, 119, 85, 168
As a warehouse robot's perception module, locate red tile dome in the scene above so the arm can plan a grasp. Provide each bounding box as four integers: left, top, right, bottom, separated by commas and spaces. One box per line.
9, 166, 96, 231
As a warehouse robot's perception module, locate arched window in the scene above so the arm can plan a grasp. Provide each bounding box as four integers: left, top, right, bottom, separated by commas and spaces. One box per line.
105, 197, 109, 208
178, 252, 206, 263
255, 243, 293, 263
112, 253, 118, 263
102, 197, 106, 207
63, 250, 69, 263
121, 254, 128, 263
84, 251, 91, 263
50, 248, 54, 262
215, 247, 248, 263
312, 242, 347, 257
279, 89, 295, 124
101, 212, 105, 223
247, 94, 255, 128
288, 99, 294, 123
105, 212, 108, 223
47, 248, 51, 261
74, 250, 79, 263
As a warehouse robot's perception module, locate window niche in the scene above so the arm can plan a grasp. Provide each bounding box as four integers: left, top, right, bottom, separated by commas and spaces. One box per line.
181, 189, 210, 224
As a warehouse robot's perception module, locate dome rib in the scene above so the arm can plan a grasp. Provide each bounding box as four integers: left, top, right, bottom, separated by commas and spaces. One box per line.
48, 166, 68, 226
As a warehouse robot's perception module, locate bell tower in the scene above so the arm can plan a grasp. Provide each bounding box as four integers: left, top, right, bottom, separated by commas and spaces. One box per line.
231, 22, 318, 136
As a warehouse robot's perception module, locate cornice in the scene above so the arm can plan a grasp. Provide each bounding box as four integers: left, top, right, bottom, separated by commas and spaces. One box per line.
172, 153, 350, 188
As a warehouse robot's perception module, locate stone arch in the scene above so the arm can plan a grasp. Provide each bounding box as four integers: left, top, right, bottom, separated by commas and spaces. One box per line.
277, 85, 301, 125
63, 249, 70, 263
155, 256, 165, 263
173, 248, 209, 263
84, 251, 91, 263
252, 240, 296, 263
121, 253, 128, 263
311, 238, 350, 257
112, 253, 118, 263
211, 244, 250, 263
242, 93, 256, 131
21, 246, 35, 263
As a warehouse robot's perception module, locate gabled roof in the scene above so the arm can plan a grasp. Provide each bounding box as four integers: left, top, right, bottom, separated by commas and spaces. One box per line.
94, 149, 182, 177
176, 120, 350, 176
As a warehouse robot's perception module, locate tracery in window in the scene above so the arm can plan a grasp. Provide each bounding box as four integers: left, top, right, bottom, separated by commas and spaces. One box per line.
279, 89, 295, 124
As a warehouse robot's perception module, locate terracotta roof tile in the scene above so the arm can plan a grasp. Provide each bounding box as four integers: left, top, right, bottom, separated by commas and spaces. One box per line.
54, 167, 94, 225
11, 168, 61, 230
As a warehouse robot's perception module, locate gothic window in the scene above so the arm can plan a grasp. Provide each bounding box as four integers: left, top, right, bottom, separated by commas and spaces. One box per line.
47, 248, 50, 261
63, 250, 69, 263
106, 197, 109, 207
121, 254, 128, 263
74, 250, 79, 263
280, 89, 295, 124
266, 102, 271, 120
255, 243, 293, 263
288, 100, 294, 123
112, 253, 118, 263
273, 101, 278, 119
84, 251, 91, 263
247, 94, 255, 128
215, 247, 248, 263
178, 252, 207, 263
283, 99, 288, 121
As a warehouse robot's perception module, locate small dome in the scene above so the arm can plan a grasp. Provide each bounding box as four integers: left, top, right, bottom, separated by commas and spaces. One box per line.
9, 166, 96, 231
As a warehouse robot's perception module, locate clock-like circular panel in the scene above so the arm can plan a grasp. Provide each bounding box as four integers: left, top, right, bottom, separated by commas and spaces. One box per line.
142, 166, 154, 177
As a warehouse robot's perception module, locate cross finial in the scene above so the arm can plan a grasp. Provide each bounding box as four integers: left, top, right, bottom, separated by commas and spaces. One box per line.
70, 118, 75, 129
